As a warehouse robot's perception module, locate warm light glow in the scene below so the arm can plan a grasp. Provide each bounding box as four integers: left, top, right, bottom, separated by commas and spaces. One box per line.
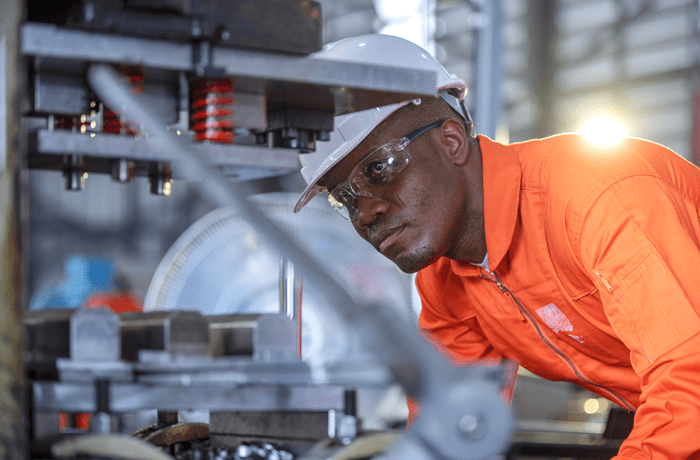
374, 0, 433, 54
374, 0, 422, 21
583, 398, 600, 414
577, 117, 627, 145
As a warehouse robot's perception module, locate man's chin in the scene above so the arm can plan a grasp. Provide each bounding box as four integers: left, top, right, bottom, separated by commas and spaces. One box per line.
390, 249, 440, 274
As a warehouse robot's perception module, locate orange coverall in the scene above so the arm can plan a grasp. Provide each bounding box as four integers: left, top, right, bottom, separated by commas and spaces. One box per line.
416, 134, 700, 459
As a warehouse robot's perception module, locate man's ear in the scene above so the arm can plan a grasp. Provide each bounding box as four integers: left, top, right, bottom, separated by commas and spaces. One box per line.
438, 118, 470, 165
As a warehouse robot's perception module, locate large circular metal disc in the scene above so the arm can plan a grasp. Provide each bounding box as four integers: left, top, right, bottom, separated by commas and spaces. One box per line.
144, 192, 416, 361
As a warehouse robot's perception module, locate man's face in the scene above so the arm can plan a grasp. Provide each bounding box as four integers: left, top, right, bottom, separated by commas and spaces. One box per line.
322, 115, 474, 273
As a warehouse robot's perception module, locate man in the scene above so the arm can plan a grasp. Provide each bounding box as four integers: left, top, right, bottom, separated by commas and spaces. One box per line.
295, 34, 700, 459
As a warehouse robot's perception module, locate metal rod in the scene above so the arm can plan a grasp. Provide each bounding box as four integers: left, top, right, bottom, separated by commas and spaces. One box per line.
475, 0, 502, 138
279, 256, 302, 358
87, 63, 447, 396
87, 64, 512, 460
1, 0, 27, 454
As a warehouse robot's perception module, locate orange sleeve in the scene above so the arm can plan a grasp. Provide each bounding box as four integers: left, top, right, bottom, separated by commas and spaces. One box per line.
409, 270, 518, 425
579, 176, 700, 459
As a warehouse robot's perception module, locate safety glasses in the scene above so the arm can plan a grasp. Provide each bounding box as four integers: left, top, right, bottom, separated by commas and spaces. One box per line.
328, 120, 445, 221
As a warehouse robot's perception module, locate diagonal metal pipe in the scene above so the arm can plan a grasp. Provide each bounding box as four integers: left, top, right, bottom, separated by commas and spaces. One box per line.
87, 63, 442, 392
87, 64, 510, 460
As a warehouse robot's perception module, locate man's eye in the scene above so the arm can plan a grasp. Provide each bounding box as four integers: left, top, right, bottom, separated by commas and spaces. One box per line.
370, 160, 387, 173
364, 159, 392, 183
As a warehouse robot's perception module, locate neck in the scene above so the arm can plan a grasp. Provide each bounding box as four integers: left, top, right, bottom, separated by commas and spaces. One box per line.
448, 135, 487, 264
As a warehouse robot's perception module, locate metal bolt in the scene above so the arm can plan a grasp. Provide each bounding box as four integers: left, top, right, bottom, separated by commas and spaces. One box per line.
112, 158, 134, 183
63, 155, 86, 191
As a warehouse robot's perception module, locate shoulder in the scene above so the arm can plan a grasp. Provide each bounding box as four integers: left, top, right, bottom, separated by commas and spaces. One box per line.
504, 134, 694, 212
531, 135, 700, 211
535, 134, 692, 189
533, 135, 700, 257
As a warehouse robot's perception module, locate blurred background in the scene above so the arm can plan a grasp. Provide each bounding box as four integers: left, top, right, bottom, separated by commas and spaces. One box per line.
3, 0, 696, 458
26, 0, 697, 425
28, 0, 700, 307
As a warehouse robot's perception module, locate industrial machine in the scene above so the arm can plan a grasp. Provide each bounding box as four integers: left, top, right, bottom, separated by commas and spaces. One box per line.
8, 0, 515, 458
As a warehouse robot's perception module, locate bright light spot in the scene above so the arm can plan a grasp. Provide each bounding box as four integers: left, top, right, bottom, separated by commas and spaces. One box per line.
577, 117, 627, 145
583, 398, 600, 414
380, 19, 429, 49
176, 130, 181, 135
374, 0, 422, 21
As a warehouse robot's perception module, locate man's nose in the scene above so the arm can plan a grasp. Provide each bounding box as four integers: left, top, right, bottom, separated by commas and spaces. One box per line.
354, 195, 389, 229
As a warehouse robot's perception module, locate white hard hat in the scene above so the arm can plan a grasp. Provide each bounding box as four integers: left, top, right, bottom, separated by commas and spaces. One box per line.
293, 34, 470, 213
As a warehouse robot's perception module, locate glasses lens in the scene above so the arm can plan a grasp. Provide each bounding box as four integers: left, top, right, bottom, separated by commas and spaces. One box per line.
351, 142, 409, 196
327, 142, 410, 222
328, 189, 354, 221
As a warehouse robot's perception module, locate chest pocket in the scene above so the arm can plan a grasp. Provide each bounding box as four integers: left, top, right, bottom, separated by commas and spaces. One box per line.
596, 239, 700, 367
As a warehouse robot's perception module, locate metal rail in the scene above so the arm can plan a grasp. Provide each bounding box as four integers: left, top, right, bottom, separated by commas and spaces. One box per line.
22, 22, 437, 114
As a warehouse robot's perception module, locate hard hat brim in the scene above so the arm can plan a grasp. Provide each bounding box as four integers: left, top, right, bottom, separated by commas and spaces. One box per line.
293, 81, 466, 213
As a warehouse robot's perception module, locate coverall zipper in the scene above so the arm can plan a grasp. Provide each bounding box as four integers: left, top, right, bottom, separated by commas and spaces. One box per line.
479, 272, 636, 411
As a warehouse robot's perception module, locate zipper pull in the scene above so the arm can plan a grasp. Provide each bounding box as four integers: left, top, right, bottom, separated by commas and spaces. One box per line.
493, 274, 507, 293
479, 272, 508, 294
593, 270, 613, 292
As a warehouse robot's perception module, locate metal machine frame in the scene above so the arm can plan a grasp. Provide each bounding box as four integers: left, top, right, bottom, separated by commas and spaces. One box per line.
9, 1, 514, 458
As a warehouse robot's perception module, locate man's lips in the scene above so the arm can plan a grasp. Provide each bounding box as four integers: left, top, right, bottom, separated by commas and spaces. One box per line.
370, 225, 405, 254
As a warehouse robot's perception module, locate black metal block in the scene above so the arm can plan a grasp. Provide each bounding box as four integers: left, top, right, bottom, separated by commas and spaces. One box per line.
192, 0, 323, 55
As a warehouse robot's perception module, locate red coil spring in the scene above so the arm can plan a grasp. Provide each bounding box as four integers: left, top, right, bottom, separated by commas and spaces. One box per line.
191, 78, 234, 143
103, 66, 144, 135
